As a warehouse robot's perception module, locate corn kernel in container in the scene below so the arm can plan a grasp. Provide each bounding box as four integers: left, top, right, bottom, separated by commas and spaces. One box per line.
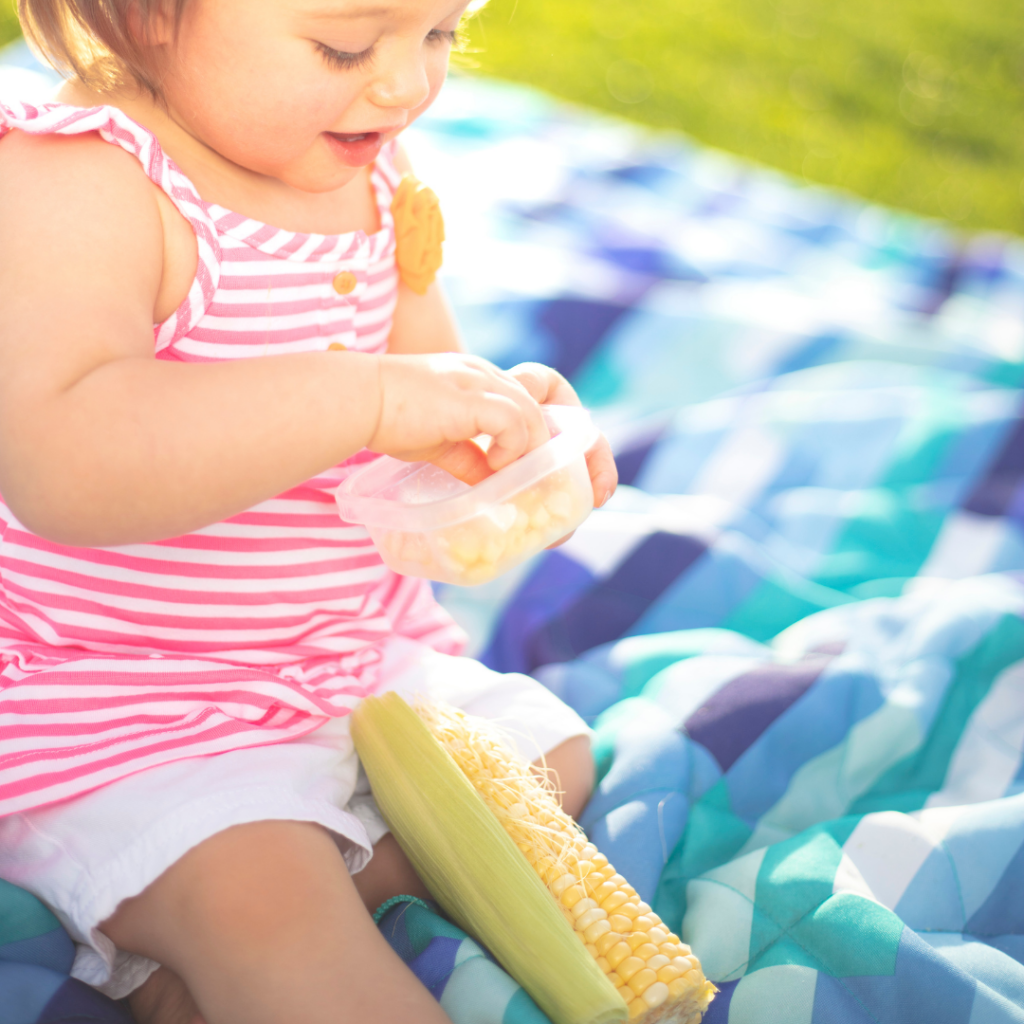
336, 405, 599, 586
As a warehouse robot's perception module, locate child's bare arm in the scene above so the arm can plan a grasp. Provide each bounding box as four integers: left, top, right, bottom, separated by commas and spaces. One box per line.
388, 281, 464, 355
0, 133, 546, 547
387, 144, 463, 357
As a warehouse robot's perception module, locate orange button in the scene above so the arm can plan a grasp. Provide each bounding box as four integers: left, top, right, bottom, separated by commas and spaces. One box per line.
332, 271, 358, 295
327, 342, 347, 352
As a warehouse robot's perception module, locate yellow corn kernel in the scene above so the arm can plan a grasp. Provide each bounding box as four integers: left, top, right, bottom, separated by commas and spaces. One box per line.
562, 884, 586, 909
642, 982, 670, 1009
603, 891, 631, 914
576, 906, 605, 929
606, 941, 632, 969
627, 997, 648, 1019
627, 969, 659, 997
616, 956, 645, 983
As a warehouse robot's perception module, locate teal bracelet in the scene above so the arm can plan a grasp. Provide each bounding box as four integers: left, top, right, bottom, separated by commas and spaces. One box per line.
372, 893, 434, 924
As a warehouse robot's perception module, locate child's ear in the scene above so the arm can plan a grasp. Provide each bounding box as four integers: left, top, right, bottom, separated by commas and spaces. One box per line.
127, 0, 176, 49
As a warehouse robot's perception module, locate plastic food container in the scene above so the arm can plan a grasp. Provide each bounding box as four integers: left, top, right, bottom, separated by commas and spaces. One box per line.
336, 405, 599, 586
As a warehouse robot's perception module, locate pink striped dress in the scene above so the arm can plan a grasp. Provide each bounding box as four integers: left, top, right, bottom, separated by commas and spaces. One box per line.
0, 100, 465, 817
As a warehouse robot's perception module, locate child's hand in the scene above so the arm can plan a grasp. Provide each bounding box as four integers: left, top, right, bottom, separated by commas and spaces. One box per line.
369, 353, 550, 472
506, 362, 618, 510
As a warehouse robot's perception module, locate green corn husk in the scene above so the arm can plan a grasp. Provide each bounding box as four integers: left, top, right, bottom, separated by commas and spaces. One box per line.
352, 691, 627, 1024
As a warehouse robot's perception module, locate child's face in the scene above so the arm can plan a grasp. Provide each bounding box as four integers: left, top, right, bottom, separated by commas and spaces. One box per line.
156, 0, 468, 193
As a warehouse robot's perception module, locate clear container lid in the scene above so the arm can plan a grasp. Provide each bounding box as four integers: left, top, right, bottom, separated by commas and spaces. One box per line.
336, 405, 599, 532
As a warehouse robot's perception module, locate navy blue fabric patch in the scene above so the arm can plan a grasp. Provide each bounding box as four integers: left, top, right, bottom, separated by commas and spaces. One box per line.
963, 412, 1024, 517
39, 978, 134, 1024
408, 936, 462, 1000
701, 978, 737, 1023
535, 299, 634, 379
523, 532, 707, 671
482, 552, 594, 674
685, 657, 831, 772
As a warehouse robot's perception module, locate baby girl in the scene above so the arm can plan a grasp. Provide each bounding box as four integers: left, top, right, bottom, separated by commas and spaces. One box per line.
0, 0, 617, 1021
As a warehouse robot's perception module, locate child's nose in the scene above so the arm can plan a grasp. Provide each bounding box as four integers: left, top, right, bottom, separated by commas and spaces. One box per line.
369, 47, 432, 111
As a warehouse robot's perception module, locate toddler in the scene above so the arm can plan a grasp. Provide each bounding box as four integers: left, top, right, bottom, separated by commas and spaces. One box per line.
0, 0, 618, 1021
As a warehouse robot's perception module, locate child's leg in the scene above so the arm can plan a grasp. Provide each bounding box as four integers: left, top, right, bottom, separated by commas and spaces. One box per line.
119, 737, 593, 1024
540, 734, 595, 820
102, 820, 452, 1024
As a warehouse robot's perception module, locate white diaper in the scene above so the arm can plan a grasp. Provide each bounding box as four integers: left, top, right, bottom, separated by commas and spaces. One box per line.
0, 637, 590, 999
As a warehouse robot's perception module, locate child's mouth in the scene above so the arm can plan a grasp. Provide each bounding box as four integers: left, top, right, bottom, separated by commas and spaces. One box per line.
325, 130, 384, 167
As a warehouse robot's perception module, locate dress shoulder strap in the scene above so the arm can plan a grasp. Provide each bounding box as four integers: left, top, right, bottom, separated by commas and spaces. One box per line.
0, 98, 221, 351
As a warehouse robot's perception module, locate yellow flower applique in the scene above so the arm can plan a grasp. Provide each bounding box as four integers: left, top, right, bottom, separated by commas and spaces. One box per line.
391, 174, 445, 296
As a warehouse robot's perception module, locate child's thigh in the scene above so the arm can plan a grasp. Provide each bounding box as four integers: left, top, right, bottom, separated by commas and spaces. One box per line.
102, 820, 449, 1024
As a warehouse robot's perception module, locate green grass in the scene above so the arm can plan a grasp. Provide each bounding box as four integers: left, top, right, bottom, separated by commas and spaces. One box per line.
4, 0, 1022, 234
462, 0, 1024, 235
0, 1, 17, 50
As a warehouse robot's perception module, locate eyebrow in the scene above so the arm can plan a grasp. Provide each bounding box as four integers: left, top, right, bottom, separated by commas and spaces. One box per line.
303, 4, 399, 17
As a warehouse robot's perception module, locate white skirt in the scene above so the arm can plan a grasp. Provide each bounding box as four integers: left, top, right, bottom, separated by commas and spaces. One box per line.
0, 637, 590, 999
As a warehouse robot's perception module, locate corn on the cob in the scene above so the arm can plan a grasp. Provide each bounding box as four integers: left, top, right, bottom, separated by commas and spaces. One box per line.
418, 702, 717, 1024
352, 692, 628, 1024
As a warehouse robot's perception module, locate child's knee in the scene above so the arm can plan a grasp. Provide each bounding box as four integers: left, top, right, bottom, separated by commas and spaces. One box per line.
103, 820, 351, 959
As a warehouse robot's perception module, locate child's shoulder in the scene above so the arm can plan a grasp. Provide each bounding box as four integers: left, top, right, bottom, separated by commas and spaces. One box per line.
0, 102, 196, 329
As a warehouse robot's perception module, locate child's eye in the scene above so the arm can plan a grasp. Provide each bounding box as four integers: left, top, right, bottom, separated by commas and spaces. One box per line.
317, 42, 375, 71
428, 28, 460, 47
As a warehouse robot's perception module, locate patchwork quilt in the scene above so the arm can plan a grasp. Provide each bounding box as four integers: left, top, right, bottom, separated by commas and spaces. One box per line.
3, 41, 1024, 1024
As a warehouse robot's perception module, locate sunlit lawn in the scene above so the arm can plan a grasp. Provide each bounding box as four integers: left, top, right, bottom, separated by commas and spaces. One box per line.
4, 0, 1022, 234
462, 0, 1023, 235
0, 3, 17, 53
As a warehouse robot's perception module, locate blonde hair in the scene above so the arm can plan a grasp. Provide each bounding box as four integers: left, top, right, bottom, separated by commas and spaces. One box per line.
17, 0, 188, 93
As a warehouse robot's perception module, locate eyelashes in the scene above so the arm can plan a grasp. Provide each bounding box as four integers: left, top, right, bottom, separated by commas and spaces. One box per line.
431, 28, 461, 47
317, 42, 375, 71
317, 28, 461, 71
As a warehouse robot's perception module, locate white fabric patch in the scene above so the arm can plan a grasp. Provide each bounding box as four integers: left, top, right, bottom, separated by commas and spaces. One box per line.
683, 847, 766, 982
926, 659, 1024, 809
840, 811, 939, 910
918, 512, 1009, 580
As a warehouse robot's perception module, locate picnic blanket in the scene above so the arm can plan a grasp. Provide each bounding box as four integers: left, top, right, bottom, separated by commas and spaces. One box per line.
4, 40, 1024, 1024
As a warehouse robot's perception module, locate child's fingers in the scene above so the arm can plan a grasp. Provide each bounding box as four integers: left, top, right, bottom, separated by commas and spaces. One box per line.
586, 435, 618, 507
475, 391, 549, 470
428, 439, 494, 484
507, 362, 580, 408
